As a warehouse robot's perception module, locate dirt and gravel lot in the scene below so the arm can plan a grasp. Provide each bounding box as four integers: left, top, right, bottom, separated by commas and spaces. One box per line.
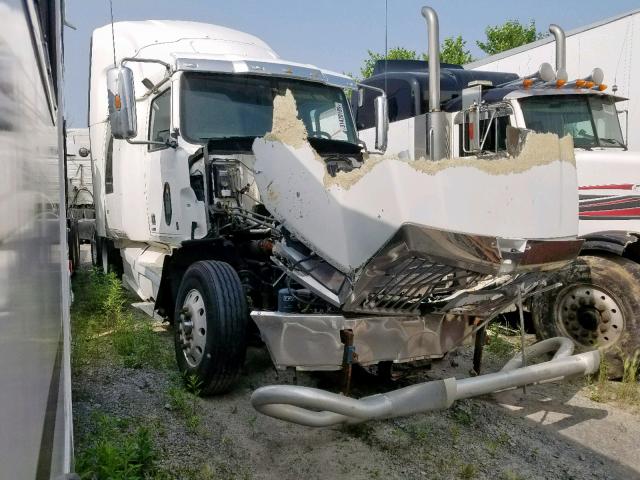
71, 260, 640, 480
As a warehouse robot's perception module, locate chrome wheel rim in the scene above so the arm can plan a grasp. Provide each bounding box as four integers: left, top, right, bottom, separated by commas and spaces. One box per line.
178, 289, 208, 368
555, 284, 624, 349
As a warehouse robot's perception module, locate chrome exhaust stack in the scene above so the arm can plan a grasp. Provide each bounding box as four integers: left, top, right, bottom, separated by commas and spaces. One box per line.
421, 6, 447, 161
251, 337, 600, 427
549, 24, 568, 82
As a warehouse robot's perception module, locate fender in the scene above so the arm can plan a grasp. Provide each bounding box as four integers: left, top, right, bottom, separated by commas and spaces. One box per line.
580, 230, 640, 257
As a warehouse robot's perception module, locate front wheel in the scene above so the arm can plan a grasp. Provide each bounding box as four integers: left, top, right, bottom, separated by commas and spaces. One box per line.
531, 255, 640, 378
174, 260, 248, 395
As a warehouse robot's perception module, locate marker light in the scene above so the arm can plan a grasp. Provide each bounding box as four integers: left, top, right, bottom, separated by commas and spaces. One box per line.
114, 94, 122, 110
596, 84, 607, 91
576, 79, 586, 88
556, 79, 567, 88
523, 78, 534, 89
583, 81, 595, 89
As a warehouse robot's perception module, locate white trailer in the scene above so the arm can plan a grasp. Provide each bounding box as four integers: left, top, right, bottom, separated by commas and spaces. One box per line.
0, 0, 74, 477
90, 9, 599, 427
466, 8, 640, 150
467, 13, 640, 375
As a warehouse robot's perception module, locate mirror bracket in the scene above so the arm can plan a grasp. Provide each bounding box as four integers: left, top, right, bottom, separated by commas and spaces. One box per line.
126, 138, 178, 149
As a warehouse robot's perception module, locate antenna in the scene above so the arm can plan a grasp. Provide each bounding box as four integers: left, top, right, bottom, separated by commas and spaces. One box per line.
109, 0, 117, 67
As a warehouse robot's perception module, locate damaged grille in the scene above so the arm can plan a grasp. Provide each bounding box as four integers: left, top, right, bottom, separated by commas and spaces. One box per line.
355, 257, 486, 314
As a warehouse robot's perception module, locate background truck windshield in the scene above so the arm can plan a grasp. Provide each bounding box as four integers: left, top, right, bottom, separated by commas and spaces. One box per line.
181, 73, 357, 145
519, 95, 625, 148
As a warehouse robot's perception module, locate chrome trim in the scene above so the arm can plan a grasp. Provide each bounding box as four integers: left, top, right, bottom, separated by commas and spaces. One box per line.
343, 224, 583, 315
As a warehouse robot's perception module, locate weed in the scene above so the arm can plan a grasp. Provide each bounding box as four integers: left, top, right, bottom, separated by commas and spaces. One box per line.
71, 270, 172, 371
450, 424, 460, 444
186, 413, 201, 432
500, 470, 526, 480
451, 405, 473, 426
459, 463, 477, 479
247, 414, 257, 428
486, 432, 510, 457
620, 349, 640, 403
485, 325, 518, 358
75, 413, 159, 480
166, 379, 204, 433
405, 420, 432, 442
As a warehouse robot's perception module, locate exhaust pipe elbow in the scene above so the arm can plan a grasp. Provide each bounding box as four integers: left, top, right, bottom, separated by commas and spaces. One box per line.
549, 24, 566, 73
421, 6, 441, 112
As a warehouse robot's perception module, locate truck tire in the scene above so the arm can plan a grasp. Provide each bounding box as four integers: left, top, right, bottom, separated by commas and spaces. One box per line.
174, 260, 248, 395
531, 255, 640, 378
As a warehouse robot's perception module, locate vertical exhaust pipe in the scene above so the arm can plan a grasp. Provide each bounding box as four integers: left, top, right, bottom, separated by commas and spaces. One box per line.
420, 6, 447, 161
421, 6, 441, 112
549, 24, 567, 79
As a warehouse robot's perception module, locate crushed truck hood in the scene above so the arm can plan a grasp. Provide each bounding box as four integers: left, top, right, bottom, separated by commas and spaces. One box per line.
252, 91, 578, 274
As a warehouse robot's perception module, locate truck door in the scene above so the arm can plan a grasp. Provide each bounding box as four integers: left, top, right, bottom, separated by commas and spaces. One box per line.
146, 88, 180, 238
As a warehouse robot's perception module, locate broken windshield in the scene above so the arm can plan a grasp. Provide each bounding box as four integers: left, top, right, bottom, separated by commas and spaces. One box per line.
180, 72, 358, 147
519, 95, 625, 149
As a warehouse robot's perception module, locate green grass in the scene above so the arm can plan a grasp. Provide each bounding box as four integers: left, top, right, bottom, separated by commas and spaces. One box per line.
71, 269, 172, 371
75, 412, 159, 480
485, 324, 518, 358
587, 350, 639, 408
166, 374, 203, 433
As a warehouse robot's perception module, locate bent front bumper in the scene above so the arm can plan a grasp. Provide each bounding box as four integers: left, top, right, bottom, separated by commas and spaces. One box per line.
251, 311, 471, 370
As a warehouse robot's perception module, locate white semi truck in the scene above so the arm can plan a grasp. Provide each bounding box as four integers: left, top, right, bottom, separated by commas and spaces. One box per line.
466, 19, 640, 377
357, 19, 639, 377
90, 8, 600, 426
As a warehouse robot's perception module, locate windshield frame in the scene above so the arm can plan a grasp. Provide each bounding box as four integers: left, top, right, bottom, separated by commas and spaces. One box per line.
518, 93, 625, 149
178, 71, 359, 148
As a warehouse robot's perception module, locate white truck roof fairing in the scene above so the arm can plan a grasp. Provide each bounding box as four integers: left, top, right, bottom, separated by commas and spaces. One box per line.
89, 21, 354, 126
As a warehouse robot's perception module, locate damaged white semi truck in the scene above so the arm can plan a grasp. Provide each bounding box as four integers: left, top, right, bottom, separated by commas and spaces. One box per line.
89, 7, 599, 427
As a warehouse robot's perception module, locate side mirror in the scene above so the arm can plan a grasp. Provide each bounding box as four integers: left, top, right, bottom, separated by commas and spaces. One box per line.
107, 66, 137, 140
374, 94, 388, 152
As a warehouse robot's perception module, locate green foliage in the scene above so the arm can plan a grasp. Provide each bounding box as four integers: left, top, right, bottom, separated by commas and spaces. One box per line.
477, 20, 543, 55
75, 413, 158, 480
485, 324, 518, 358
459, 463, 478, 479
440, 36, 473, 65
71, 269, 172, 371
167, 375, 203, 433
359, 36, 473, 80
360, 46, 420, 79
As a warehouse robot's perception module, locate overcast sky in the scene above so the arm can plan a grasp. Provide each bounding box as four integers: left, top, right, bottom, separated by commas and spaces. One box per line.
63, 0, 640, 127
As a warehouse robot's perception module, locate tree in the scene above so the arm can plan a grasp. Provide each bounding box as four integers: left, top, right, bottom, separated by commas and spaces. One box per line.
359, 37, 473, 79
440, 36, 473, 65
360, 47, 419, 79
477, 20, 544, 56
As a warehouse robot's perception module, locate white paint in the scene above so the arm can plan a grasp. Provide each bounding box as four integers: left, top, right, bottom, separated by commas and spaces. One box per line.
252, 138, 577, 273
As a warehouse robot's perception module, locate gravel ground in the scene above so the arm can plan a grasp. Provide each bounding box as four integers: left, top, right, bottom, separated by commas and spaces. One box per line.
73, 310, 640, 480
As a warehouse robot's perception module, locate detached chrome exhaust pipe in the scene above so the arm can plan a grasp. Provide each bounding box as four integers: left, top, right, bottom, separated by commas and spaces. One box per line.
251, 337, 600, 427
549, 24, 567, 80
421, 6, 447, 161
